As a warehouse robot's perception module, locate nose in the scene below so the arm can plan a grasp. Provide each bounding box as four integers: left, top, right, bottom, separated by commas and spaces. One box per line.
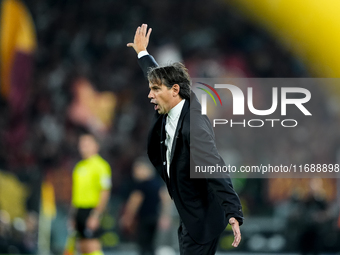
148, 90, 154, 99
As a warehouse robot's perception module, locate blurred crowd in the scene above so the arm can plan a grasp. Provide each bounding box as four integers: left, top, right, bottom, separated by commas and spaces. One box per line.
0, 0, 311, 197
0, 210, 38, 254
0, 0, 340, 253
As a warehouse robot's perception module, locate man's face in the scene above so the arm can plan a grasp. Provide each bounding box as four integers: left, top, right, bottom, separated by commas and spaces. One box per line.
78, 134, 99, 159
148, 83, 173, 114
133, 163, 152, 181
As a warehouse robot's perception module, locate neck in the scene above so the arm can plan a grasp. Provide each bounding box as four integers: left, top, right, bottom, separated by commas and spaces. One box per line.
82, 153, 97, 159
169, 97, 183, 111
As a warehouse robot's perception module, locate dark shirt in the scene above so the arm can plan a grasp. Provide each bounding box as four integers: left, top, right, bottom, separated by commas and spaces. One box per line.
135, 178, 162, 218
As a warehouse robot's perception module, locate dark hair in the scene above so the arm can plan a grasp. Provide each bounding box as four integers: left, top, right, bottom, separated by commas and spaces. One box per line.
77, 127, 99, 143
147, 62, 191, 100
133, 157, 154, 169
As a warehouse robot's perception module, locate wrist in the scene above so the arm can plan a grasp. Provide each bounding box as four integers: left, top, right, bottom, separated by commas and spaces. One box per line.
228, 217, 239, 225
138, 50, 149, 59
90, 210, 102, 218
137, 48, 146, 53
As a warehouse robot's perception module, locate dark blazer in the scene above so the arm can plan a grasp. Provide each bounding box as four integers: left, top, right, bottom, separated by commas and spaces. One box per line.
139, 54, 243, 244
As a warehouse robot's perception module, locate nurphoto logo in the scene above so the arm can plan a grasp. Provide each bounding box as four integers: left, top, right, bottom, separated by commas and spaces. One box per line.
198, 83, 312, 128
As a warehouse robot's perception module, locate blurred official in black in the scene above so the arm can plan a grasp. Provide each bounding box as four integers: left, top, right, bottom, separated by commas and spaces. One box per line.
121, 158, 171, 255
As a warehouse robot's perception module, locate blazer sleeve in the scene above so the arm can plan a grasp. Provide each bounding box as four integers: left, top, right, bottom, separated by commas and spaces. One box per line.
138, 54, 159, 79
190, 111, 244, 225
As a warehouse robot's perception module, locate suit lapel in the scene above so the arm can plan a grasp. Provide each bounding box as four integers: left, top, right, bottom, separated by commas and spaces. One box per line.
170, 99, 189, 164
147, 113, 163, 166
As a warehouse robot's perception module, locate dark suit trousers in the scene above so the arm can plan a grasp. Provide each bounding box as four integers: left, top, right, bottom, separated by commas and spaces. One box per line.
178, 221, 220, 255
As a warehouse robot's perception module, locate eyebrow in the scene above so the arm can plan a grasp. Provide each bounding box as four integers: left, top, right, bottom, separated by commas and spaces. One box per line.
149, 84, 161, 89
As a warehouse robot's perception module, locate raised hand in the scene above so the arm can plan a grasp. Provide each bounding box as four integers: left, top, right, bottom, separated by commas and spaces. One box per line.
127, 24, 152, 54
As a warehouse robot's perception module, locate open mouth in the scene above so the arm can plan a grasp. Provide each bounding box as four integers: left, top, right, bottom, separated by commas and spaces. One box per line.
151, 101, 159, 111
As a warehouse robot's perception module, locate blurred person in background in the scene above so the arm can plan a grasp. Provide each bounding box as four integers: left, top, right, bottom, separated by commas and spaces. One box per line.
23, 212, 38, 254
299, 179, 330, 255
127, 24, 243, 255
120, 157, 171, 255
69, 131, 111, 255
0, 210, 11, 253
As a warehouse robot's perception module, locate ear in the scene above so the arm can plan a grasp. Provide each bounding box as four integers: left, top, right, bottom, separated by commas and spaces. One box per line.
172, 84, 180, 97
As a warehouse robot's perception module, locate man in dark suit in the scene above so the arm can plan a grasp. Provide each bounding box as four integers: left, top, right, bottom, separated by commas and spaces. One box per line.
127, 24, 243, 255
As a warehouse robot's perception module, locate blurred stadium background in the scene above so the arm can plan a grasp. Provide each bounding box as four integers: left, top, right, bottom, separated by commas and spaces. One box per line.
1, 0, 340, 254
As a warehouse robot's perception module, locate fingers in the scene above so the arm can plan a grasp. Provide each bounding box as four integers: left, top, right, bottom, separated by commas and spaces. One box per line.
146, 28, 152, 40
229, 217, 241, 247
138, 24, 151, 38
128, 24, 151, 53
141, 24, 147, 36
232, 228, 241, 247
